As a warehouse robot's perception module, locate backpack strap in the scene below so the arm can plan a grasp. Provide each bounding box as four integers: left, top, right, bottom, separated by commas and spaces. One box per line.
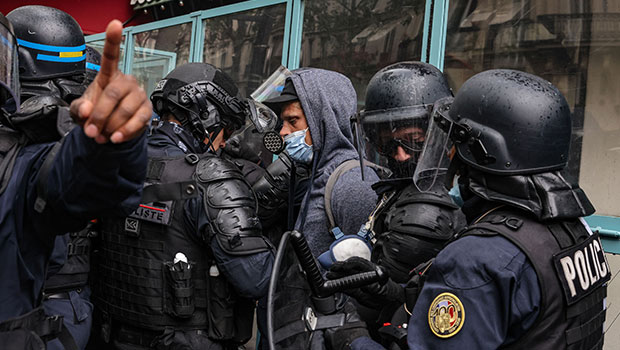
324, 159, 388, 231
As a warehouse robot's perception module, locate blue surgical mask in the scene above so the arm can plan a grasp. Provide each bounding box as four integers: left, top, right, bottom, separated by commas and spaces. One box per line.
284, 128, 313, 164
449, 183, 464, 207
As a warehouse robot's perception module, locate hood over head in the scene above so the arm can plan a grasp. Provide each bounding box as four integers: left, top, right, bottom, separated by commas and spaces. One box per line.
288, 68, 374, 249
288, 67, 359, 174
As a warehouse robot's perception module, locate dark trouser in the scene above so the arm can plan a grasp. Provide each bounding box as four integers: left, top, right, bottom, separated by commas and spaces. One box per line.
43, 287, 93, 350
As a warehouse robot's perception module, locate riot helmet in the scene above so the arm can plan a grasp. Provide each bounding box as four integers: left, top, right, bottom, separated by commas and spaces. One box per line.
7, 6, 85, 81
415, 69, 571, 193
354, 61, 452, 179
8, 6, 86, 103
83, 45, 101, 86
0, 12, 20, 114
151, 63, 248, 148
224, 100, 282, 165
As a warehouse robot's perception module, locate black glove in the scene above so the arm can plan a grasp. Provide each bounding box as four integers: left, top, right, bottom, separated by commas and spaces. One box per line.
324, 301, 370, 350
327, 257, 405, 309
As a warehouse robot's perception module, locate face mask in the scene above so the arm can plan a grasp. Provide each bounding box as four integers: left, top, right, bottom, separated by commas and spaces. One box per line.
284, 127, 313, 164
449, 183, 464, 207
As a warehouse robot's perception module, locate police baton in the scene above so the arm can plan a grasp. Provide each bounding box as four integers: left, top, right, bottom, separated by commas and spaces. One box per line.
266, 230, 386, 350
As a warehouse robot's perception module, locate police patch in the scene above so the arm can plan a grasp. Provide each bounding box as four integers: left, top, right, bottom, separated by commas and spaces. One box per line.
124, 218, 139, 235
428, 292, 465, 338
553, 231, 610, 305
129, 202, 173, 226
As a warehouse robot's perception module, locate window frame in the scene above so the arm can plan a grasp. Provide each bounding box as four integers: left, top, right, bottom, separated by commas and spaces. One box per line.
86, 0, 620, 253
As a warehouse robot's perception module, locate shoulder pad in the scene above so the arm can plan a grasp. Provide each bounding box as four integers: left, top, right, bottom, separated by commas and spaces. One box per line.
198, 157, 270, 255
386, 188, 465, 240
195, 156, 246, 183
9, 95, 71, 143
393, 184, 460, 209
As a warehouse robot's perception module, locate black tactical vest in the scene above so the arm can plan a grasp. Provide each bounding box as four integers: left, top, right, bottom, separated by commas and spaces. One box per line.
94, 153, 258, 345
95, 154, 210, 331
463, 209, 608, 350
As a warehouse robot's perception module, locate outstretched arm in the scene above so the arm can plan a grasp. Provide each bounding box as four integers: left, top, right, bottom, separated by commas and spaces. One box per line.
29, 20, 151, 235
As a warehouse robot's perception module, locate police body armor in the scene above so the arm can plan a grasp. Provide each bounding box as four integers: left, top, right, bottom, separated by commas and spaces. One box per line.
371, 180, 465, 284
462, 208, 608, 349
95, 153, 263, 344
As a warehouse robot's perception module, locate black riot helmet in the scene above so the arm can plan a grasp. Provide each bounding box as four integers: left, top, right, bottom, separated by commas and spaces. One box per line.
0, 12, 20, 114
151, 63, 247, 147
7, 6, 85, 81
426, 69, 571, 177
354, 61, 452, 179
83, 45, 101, 86
415, 69, 571, 192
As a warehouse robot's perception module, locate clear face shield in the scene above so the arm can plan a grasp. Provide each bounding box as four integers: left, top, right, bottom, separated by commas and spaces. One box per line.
0, 20, 20, 114
249, 65, 293, 155
413, 97, 456, 192
354, 104, 432, 179
250, 65, 292, 102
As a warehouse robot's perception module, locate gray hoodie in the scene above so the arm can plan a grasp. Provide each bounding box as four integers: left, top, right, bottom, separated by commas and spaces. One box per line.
289, 68, 380, 257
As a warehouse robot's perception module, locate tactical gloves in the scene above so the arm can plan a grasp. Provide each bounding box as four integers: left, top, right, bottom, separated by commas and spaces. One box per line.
327, 257, 405, 309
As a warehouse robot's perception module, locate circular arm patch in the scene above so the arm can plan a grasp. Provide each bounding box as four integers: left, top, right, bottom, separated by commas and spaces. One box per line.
428, 292, 465, 338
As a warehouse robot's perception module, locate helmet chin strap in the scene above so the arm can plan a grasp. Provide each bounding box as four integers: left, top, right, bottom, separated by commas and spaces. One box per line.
204, 125, 223, 153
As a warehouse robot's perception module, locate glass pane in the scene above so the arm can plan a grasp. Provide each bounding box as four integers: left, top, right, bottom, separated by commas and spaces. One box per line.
86, 35, 125, 71
133, 23, 192, 97
301, 0, 427, 107
444, 0, 620, 216
202, 4, 287, 98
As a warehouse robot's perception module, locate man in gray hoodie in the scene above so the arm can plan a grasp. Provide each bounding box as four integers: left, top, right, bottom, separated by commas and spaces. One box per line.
265, 68, 380, 259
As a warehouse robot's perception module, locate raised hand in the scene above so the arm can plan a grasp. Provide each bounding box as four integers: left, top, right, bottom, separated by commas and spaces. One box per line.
70, 20, 152, 144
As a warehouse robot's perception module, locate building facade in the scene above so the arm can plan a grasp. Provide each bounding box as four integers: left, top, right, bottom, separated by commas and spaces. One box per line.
87, 0, 620, 253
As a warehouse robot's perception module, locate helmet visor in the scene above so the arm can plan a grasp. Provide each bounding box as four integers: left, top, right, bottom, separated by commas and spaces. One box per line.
413, 97, 455, 192
250, 65, 292, 103
0, 21, 19, 112
355, 104, 431, 179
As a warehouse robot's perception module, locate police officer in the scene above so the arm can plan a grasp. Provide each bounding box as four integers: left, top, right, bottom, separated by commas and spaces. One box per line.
329, 69, 607, 350
92, 62, 275, 350
7, 7, 101, 349
0, 15, 151, 350
323, 62, 465, 346
8, 6, 88, 104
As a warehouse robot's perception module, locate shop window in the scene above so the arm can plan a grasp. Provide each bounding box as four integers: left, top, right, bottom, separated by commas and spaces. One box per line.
202, 4, 287, 98
300, 0, 427, 106
86, 35, 126, 71
444, 0, 620, 217
133, 23, 193, 96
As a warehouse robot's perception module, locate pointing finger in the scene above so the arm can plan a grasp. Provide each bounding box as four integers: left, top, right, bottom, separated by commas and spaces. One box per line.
96, 20, 123, 89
